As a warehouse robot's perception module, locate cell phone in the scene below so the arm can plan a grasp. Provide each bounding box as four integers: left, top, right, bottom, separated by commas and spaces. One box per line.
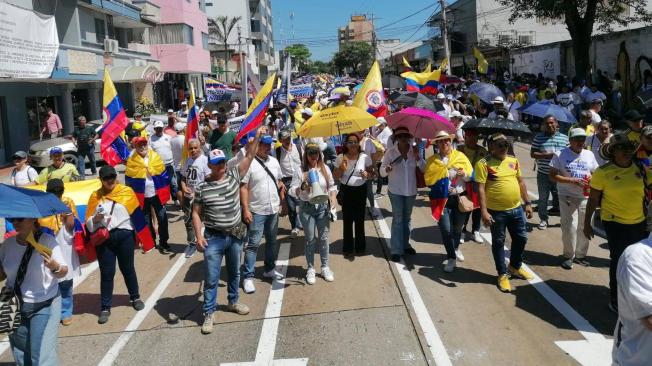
96, 205, 106, 215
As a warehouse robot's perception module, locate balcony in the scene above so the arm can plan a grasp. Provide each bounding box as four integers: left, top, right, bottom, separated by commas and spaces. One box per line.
79, 0, 150, 29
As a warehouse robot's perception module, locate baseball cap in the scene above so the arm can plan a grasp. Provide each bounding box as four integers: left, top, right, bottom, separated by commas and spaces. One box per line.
46, 178, 64, 193
260, 135, 274, 145
181, 101, 187, 105
279, 128, 292, 140
641, 125, 652, 137
624, 109, 643, 121
49, 147, 63, 156
12, 151, 27, 160
302, 108, 314, 117
436, 93, 445, 99
167, 109, 174, 113
174, 122, 186, 132
569, 128, 587, 139
99, 165, 117, 180
208, 149, 227, 165
492, 96, 504, 104
132, 136, 148, 146
211, 110, 219, 115
450, 111, 462, 119
153, 120, 165, 128
376, 117, 387, 125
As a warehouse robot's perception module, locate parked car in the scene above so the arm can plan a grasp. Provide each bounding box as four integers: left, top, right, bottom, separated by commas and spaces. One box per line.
28, 120, 103, 168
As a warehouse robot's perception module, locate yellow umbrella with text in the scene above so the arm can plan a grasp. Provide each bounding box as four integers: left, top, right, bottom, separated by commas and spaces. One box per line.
296, 105, 378, 138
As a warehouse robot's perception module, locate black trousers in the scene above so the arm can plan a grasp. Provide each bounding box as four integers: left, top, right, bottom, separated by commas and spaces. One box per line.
603, 220, 647, 305
341, 184, 368, 253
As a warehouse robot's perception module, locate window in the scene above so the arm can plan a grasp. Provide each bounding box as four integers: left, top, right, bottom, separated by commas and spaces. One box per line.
25, 97, 56, 141
201, 32, 209, 50
95, 18, 106, 43
149, 24, 194, 45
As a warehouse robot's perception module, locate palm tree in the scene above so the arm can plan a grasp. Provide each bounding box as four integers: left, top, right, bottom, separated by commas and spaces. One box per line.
208, 16, 241, 83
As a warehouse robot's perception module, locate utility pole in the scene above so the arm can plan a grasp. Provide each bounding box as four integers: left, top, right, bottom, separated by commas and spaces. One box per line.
371, 13, 377, 61
439, 0, 451, 74
238, 25, 247, 113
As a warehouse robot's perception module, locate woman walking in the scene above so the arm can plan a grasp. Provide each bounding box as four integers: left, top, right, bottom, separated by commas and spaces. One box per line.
0, 217, 68, 365
333, 133, 374, 256
379, 127, 425, 262
425, 131, 473, 273
290, 142, 338, 284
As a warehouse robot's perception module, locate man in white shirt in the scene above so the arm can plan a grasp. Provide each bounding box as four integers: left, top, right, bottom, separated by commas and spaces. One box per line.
449, 111, 466, 147
150, 120, 178, 203
180, 139, 211, 258
276, 129, 303, 237
178, 100, 189, 118
373, 118, 393, 148
556, 85, 576, 115
436, 93, 451, 118
241, 135, 284, 294
505, 92, 521, 122
170, 122, 186, 203
612, 238, 652, 366
488, 96, 514, 120
588, 99, 603, 126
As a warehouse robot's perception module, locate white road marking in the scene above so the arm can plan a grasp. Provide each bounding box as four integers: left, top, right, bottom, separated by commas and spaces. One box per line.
221, 241, 308, 366
98, 254, 188, 366
369, 204, 453, 366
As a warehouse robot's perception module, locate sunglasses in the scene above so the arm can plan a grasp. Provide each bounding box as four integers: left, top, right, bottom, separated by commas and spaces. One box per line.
101, 174, 117, 181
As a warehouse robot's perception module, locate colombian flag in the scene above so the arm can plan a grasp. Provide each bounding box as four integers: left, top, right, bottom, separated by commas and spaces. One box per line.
424, 150, 473, 222
86, 184, 155, 257
235, 73, 277, 144
182, 83, 200, 163
352, 61, 387, 117
100, 68, 130, 166
401, 68, 441, 95
125, 150, 170, 207
473, 46, 488, 74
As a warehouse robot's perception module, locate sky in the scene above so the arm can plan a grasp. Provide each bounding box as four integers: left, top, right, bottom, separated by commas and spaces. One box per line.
272, 0, 438, 61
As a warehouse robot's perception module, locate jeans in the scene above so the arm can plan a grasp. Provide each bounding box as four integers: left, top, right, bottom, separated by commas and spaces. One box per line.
464, 208, 482, 233
488, 206, 528, 275
603, 220, 647, 305
96, 229, 140, 310
59, 279, 73, 320
559, 195, 590, 260
76, 145, 96, 177
242, 213, 278, 279
341, 184, 368, 253
388, 192, 416, 255
202, 230, 243, 314
536, 172, 559, 221
9, 295, 61, 366
165, 164, 178, 198
181, 196, 196, 248
438, 196, 469, 259
143, 196, 169, 245
282, 177, 302, 230
299, 201, 330, 269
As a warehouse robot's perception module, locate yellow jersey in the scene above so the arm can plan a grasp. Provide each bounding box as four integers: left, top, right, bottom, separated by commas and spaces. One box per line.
590, 162, 647, 224
475, 155, 523, 211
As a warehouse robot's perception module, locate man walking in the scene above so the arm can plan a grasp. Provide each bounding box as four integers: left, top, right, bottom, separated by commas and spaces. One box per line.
276, 128, 303, 238
241, 135, 284, 294
476, 133, 534, 293
180, 139, 211, 258
72, 116, 98, 178
531, 115, 568, 229
41, 107, 63, 139
549, 128, 599, 269
209, 115, 237, 159
150, 120, 178, 203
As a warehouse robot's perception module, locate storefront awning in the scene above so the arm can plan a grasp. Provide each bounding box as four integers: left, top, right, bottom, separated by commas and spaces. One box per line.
109, 65, 164, 83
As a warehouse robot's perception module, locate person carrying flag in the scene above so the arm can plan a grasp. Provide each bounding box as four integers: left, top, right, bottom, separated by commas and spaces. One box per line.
476, 133, 534, 293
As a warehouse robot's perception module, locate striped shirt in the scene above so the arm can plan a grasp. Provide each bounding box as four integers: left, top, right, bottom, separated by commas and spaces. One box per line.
194, 167, 242, 230
531, 132, 569, 174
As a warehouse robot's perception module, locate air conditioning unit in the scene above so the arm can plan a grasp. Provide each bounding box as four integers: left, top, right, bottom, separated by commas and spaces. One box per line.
104, 39, 119, 54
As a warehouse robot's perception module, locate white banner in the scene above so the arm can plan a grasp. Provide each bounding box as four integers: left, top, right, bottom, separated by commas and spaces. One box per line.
0, 2, 59, 79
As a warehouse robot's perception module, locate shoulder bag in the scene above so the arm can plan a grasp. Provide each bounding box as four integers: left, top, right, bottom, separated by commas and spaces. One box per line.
457, 194, 474, 212
255, 157, 287, 216
336, 159, 357, 206
0, 243, 35, 334
87, 201, 115, 247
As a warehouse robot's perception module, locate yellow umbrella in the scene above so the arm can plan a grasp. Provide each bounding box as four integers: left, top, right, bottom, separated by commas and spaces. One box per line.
297, 105, 378, 138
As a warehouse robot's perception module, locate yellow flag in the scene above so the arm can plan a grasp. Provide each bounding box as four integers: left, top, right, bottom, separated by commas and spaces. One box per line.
473, 47, 488, 74
402, 56, 412, 69
353, 61, 386, 116
424, 62, 432, 73
438, 58, 448, 71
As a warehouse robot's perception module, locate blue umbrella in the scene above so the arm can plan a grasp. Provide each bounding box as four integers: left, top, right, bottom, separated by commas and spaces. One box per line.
522, 101, 577, 123
0, 184, 71, 218
468, 82, 504, 104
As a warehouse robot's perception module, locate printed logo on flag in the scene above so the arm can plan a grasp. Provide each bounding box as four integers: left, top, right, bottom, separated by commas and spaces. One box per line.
365, 90, 383, 109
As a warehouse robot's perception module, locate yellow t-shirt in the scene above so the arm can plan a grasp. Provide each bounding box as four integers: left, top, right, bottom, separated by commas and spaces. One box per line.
590, 163, 646, 224
475, 155, 522, 211
36, 163, 80, 184
626, 129, 641, 144
458, 145, 488, 166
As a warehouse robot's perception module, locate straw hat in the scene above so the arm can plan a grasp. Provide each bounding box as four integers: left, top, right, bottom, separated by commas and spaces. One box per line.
599, 133, 638, 161
431, 130, 454, 142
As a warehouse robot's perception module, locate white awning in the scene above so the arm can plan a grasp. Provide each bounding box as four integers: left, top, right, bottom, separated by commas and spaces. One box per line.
109, 64, 164, 83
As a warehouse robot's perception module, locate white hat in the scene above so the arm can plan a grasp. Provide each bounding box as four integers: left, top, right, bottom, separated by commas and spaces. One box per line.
174, 122, 186, 132
569, 128, 587, 139
167, 109, 174, 113
450, 111, 462, 119
181, 101, 187, 105
492, 96, 504, 104
153, 120, 165, 128
376, 117, 387, 125
211, 110, 219, 115
208, 149, 227, 164
302, 108, 314, 117
436, 93, 445, 99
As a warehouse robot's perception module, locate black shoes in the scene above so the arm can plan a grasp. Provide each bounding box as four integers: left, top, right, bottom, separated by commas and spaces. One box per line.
131, 299, 145, 311
98, 310, 111, 324
390, 254, 401, 263
404, 246, 417, 255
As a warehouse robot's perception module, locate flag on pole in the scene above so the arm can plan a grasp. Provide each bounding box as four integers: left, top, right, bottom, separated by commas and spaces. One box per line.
400, 68, 442, 94
235, 73, 277, 144
402, 56, 412, 72
473, 46, 488, 74
438, 57, 448, 71
182, 83, 199, 163
353, 60, 387, 117
100, 68, 130, 166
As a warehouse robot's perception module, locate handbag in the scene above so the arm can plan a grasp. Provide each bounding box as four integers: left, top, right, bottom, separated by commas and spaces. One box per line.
87, 201, 115, 247
457, 194, 474, 213
336, 159, 357, 206
0, 243, 35, 334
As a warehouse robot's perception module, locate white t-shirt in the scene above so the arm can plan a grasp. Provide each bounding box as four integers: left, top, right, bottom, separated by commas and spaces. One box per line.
56, 225, 81, 281
590, 109, 602, 125
11, 166, 38, 186
170, 134, 185, 171
550, 148, 598, 198
361, 138, 376, 157
150, 134, 174, 164
335, 153, 373, 187
289, 166, 337, 202
375, 127, 393, 148
142, 156, 156, 198
0, 233, 65, 303
242, 156, 282, 215
181, 155, 211, 196
612, 240, 652, 366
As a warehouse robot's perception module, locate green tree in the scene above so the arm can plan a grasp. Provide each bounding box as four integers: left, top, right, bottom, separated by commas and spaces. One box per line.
498, 0, 651, 80
284, 44, 312, 73
310, 60, 333, 74
208, 16, 241, 82
332, 42, 373, 76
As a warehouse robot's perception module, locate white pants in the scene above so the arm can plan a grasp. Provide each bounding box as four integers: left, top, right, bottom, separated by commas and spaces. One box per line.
559, 195, 590, 259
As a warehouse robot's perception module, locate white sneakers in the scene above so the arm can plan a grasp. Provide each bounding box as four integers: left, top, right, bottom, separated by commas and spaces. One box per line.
443, 259, 457, 273
321, 267, 335, 282
473, 231, 483, 243
306, 268, 316, 285
455, 249, 465, 262
290, 228, 299, 239
263, 269, 284, 280
243, 278, 255, 294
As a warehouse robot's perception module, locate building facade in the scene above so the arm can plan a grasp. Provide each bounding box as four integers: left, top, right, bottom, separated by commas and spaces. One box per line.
338, 15, 373, 48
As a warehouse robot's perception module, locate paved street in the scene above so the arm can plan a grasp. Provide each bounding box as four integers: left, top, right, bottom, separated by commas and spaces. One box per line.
0, 142, 617, 365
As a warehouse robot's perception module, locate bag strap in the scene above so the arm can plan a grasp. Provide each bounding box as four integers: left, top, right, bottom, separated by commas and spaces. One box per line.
14, 241, 36, 303
255, 157, 280, 192
342, 159, 358, 186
